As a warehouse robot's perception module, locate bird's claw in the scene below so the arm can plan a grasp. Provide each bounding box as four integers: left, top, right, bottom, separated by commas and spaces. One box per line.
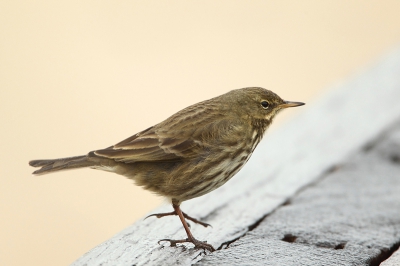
158, 238, 215, 252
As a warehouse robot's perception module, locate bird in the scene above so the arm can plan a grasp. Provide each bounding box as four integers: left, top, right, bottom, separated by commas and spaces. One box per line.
29, 87, 304, 252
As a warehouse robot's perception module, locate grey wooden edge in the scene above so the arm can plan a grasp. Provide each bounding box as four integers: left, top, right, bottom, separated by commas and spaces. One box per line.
72, 47, 400, 266
199, 115, 400, 266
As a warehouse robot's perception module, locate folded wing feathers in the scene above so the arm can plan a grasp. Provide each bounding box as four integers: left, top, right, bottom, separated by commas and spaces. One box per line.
94, 131, 198, 163
94, 103, 222, 163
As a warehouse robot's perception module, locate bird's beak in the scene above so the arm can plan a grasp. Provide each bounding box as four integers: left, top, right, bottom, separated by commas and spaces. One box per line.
280, 101, 305, 108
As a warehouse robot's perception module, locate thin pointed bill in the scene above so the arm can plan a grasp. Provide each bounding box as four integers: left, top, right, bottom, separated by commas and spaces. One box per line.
280, 101, 305, 108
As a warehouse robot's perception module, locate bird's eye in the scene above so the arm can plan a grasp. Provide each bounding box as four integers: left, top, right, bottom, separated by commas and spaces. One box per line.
261, 101, 270, 109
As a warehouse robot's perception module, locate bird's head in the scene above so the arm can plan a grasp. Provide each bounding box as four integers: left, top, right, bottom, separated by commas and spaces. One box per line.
229, 87, 305, 122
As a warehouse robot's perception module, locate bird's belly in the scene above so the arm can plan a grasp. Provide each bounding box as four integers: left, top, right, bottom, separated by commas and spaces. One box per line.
103, 146, 257, 204
177, 151, 253, 202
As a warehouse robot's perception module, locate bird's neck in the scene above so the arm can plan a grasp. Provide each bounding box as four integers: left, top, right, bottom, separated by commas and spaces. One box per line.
251, 118, 271, 137
251, 119, 272, 134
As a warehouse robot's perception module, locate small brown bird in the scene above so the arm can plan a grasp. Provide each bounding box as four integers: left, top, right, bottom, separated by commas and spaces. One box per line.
29, 87, 304, 251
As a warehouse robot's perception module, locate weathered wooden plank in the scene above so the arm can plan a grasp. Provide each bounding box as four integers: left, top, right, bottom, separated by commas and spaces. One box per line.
199, 119, 400, 265
72, 47, 400, 266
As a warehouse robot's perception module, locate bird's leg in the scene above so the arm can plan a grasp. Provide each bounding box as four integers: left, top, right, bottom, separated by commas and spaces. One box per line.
145, 208, 211, 228
158, 204, 215, 252
182, 212, 212, 228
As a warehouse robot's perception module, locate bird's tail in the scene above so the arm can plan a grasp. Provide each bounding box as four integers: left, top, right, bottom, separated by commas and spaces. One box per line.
29, 155, 94, 175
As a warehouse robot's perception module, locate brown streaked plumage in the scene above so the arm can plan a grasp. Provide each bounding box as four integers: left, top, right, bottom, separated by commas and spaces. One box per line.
29, 87, 304, 251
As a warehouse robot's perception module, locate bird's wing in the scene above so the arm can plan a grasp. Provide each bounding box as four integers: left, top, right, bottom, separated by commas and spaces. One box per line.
93, 126, 200, 163
93, 101, 242, 163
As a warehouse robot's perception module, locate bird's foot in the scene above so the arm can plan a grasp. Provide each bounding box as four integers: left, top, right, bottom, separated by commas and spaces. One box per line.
145, 211, 212, 228
145, 211, 176, 220
158, 238, 215, 252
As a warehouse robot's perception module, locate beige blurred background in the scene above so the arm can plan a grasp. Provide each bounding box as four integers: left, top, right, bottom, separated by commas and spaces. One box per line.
1, 1, 400, 265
